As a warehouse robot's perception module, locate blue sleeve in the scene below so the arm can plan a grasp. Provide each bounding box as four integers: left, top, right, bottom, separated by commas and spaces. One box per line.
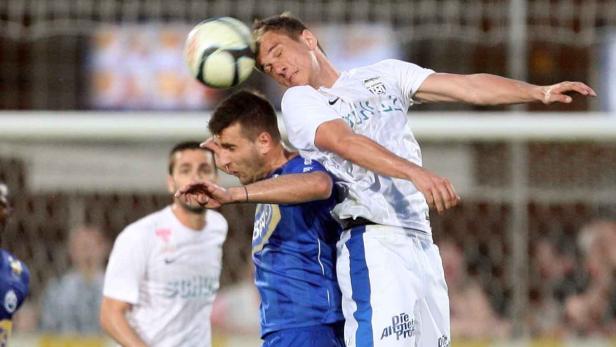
0, 250, 30, 320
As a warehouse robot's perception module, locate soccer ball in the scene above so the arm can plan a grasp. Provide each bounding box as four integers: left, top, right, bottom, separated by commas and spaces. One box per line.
184, 17, 255, 89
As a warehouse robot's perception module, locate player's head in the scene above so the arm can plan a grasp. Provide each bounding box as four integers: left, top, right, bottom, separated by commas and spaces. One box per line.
68, 225, 109, 273
253, 13, 326, 88
167, 141, 217, 213
0, 182, 12, 231
208, 90, 280, 184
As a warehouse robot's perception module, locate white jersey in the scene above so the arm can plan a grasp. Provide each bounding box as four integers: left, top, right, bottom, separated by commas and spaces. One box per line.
103, 206, 227, 347
281, 59, 434, 234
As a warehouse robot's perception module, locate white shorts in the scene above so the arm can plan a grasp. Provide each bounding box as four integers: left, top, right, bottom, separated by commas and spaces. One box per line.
336, 224, 450, 347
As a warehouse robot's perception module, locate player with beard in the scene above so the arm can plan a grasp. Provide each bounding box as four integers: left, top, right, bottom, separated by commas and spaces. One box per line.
100, 142, 228, 347
0, 182, 30, 346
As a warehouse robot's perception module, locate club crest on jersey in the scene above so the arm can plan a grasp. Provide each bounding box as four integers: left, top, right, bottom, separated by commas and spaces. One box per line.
155, 228, 171, 243
155, 228, 176, 253
8, 257, 22, 277
363, 77, 386, 95
3, 290, 17, 314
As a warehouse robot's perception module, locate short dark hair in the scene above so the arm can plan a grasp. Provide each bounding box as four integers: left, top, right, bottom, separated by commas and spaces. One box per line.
209, 90, 281, 143
253, 13, 323, 70
168, 141, 214, 175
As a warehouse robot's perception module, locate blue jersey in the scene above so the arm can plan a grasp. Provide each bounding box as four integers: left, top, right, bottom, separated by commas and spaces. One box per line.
0, 249, 30, 344
252, 156, 344, 337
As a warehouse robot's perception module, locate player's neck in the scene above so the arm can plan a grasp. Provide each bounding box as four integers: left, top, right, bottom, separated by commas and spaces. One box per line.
76, 264, 102, 282
312, 53, 339, 89
171, 203, 206, 231
265, 147, 297, 174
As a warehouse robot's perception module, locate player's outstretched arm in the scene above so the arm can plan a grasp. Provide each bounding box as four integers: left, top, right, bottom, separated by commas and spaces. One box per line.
414, 73, 596, 105
176, 171, 333, 207
315, 119, 459, 214
100, 297, 148, 347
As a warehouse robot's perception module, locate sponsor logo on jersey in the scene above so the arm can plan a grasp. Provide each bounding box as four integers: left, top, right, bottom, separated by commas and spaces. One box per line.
252, 204, 281, 254
3, 290, 17, 314
363, 77, 387, 95
164, 275, 219, 299
438, 335, 450, 347
164, 256, 179, 264
380, 312, 416, 341
341, 96, 404, 128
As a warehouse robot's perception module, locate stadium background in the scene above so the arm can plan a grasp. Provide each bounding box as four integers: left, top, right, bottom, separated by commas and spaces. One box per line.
1, 0, 616, 346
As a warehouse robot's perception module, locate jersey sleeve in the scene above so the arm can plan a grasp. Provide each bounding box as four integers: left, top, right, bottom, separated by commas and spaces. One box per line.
0, 251, 30, 320
103, 226, 148, 304
281, 86, 339, 151
381, 59, 435, 103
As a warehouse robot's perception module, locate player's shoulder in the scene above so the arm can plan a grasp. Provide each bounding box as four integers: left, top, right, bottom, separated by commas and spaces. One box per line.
206, 209, 228, 235
117, 206, 170, 243
283, 155, 326, 175
0, 248, 30, 283
0, 248, 12, 262
282, 85, 324, 106
354, 59, 408, 74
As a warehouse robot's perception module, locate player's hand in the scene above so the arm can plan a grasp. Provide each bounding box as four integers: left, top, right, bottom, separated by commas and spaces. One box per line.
540, 81, 596, 104
175, 181, 231, 208
409, 166, 460, 214
200, 137, 231, 174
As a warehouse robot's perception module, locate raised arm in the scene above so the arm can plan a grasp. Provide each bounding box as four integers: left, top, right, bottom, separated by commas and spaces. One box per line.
314, 119, 459, 213
176, 171, 333, 208
414, 73, 596, 105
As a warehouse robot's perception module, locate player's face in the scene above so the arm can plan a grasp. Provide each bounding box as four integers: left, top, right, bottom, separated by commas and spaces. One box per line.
0, 184, 11, 230
168, 149, 217, 212
258, 30, 316, 88
215, 123, 268, 185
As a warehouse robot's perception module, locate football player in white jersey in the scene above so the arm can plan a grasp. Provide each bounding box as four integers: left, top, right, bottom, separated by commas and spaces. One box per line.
251, 14, 596, 347
100, 142, 228, 347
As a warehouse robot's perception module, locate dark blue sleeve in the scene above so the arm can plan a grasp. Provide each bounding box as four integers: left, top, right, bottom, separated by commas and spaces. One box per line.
0, 250, 30, 320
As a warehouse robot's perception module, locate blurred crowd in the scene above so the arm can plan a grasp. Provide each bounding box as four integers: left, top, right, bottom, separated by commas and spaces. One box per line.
8, 219, 616, 341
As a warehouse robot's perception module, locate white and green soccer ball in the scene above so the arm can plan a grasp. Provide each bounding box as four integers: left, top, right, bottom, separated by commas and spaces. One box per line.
184, 17, 255, 89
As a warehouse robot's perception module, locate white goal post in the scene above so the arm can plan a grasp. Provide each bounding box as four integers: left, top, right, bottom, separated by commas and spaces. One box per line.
2, 112, 616, 141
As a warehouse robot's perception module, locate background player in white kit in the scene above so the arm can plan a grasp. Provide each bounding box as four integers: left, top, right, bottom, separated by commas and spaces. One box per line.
252, 14, 596, 347
100, 141, 228, 347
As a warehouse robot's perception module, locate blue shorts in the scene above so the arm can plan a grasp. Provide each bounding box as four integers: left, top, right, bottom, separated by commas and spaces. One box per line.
262, 323, 345, 347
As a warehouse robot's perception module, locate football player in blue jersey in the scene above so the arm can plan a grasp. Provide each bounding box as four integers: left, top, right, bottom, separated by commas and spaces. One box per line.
177, 90, 345, 347
0, 182, 30, 346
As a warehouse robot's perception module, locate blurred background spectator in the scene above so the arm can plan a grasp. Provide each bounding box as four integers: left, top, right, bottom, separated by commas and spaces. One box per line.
564, 221, 616, 336
211, 263, 260, 338
39, 225, 109, 334
528, 234, 583, 337
440, 238, 511, 339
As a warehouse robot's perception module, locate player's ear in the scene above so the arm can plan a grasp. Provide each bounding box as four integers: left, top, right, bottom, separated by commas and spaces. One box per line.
300, 29, 318, 50
255, 131, 274, 154
166, 175, 176, 194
